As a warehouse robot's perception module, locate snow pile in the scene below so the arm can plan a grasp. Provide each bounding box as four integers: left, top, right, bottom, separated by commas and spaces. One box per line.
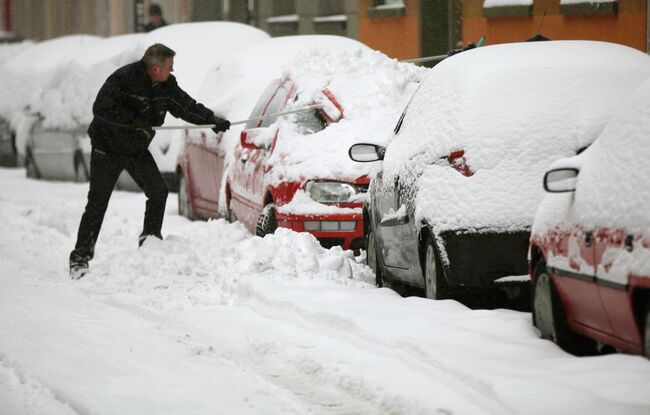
533, 77, 650, 282
77, 221, 374, 312
266, 47, 427, 185
382, 41, 650, 234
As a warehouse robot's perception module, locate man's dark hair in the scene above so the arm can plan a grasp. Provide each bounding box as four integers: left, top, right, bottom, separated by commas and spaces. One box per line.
142, 43, 175, 68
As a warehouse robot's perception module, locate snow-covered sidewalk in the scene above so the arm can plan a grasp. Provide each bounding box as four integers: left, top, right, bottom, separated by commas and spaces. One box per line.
1, 167, 649, 414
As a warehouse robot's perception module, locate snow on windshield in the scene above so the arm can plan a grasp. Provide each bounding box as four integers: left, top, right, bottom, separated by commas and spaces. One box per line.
382, 41, 650, 234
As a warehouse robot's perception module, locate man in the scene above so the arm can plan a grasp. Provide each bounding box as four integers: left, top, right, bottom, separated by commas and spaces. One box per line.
144, 4, 167, 32
69, 43, 230, 279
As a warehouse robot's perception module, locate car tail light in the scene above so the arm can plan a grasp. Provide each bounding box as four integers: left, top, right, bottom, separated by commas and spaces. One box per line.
448, 150, 473, 177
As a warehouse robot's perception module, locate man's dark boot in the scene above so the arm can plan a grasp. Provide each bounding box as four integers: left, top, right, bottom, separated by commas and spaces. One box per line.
138, 233, 163, 247
69, 262, 89, 280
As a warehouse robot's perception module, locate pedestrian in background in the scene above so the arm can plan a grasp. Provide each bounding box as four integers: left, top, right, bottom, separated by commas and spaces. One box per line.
69, 43, 230, 279
145, 3, 167, 32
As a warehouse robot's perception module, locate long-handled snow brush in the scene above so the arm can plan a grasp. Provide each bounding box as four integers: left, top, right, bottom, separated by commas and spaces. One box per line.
152, 104, 323, 131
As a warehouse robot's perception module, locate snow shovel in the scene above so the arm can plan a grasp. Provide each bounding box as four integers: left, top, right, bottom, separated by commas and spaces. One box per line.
152, 104, 323, 131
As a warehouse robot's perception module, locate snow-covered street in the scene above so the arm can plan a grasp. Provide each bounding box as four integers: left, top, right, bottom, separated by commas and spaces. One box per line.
1, 167, 650, 415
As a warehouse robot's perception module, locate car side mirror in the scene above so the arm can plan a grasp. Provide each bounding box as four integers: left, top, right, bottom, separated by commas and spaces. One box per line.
543, 168, 579, 193
348, 143, 386, 162
240, 127, 277, 150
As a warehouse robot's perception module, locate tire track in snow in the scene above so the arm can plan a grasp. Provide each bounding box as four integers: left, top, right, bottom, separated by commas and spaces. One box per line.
0, 353, 84, 415
231, 284, 515, 415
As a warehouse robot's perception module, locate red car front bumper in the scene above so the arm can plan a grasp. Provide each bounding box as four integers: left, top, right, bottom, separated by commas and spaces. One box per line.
276, 211, 365, 251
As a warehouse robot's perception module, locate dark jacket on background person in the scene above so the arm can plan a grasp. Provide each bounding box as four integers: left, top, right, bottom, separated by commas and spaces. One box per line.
144, 19, 168, 32
88, 59, 213, 155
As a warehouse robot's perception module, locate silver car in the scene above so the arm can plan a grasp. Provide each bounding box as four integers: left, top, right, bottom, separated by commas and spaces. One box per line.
24, 118, 90, 182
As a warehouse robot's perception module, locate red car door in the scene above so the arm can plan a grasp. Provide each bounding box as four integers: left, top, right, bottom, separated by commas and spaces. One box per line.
249, 81, 293, 202
594, 228, 642, 346
230, 80, 282, 231
185, 131, 225, 216
552, 227, 612, 335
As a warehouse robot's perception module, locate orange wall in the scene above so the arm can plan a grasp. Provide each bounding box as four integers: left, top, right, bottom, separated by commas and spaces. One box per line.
358, 0, 420, 60
464, 0, 647, 52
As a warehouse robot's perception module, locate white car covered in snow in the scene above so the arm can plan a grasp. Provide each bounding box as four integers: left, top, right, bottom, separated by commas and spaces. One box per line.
530, 77, 650, 357
349, 41, 650, 303
0, 35, 99, 169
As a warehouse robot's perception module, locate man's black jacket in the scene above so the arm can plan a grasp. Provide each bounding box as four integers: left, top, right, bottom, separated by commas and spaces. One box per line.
88, 60, 213, 155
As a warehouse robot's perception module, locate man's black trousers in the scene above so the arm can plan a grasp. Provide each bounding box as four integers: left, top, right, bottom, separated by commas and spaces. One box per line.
69, 149, 168, 266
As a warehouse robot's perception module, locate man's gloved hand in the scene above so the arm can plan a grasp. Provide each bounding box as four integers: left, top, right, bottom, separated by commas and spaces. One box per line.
211, 116, 231, 134
132, 118, 154, 142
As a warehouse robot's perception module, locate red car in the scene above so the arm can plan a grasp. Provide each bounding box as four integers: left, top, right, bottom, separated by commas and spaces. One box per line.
177, 44, 424, 250
530, 78, 650, 357
226, 77, 369, 250
177, 127, 227, 220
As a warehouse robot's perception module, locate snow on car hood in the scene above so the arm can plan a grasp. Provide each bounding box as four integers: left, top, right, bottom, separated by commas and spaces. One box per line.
266, 48, 427, 185
382, 40, 650, 234
533, 78, 650, 280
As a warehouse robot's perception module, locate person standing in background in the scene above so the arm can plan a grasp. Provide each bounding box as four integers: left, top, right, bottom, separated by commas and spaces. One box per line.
145, 4, 168, 32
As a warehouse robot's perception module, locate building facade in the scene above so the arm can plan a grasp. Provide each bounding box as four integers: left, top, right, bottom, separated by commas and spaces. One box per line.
466, 0, 648, 52
1, 1, 648, 57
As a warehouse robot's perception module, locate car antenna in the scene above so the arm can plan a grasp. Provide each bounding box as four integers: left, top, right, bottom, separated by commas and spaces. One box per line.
536, 10, 547, 37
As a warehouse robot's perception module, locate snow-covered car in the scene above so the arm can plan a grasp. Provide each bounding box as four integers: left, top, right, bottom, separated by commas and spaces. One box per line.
179, 36, 425, 250
176, 35, 384, 223
24, 34, 142, 185
0, 35, 97, 169
349, 41, 650, 301
24, 118, 90, 182
530, 78, 650, 357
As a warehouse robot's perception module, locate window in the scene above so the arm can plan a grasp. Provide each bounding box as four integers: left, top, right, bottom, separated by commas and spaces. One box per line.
294, 110, 327, 135
260, 84, 290, 128
367, 0, 405, 18
246, 80, 281, 130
